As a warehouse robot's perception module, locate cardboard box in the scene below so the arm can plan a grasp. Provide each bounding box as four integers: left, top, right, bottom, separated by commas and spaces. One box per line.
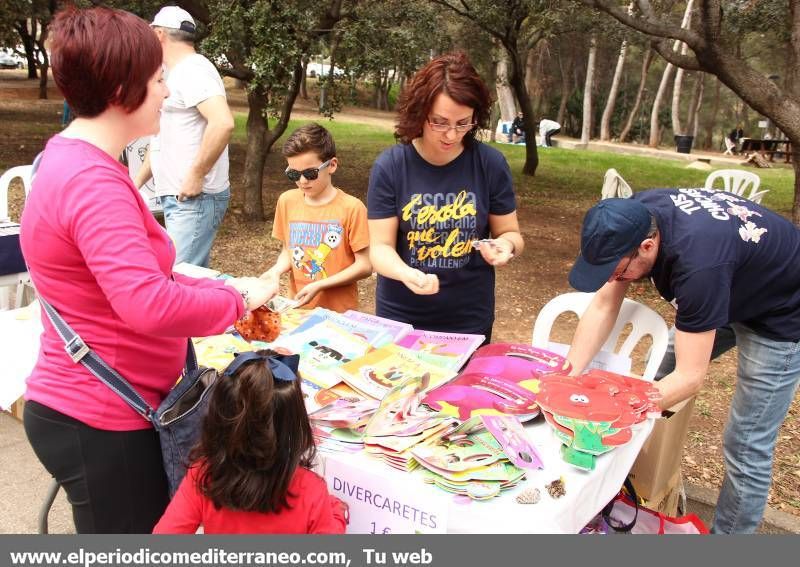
4, 398, 25, 422
639, 469, 684, 516
628, 397, 695, 505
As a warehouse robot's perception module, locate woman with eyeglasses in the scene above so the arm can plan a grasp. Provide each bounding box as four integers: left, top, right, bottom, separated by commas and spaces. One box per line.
367, 52, 524, 341
20, 6, 276, 533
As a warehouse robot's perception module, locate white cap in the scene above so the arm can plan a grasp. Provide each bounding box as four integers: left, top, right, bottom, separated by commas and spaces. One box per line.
151, 6, 196, 33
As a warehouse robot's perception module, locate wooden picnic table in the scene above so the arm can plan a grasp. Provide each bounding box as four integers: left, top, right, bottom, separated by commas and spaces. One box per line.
740, 138, 793, 163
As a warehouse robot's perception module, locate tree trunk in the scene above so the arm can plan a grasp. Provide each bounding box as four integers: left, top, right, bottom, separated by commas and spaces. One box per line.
495, 51, 517, 121
240, 62, 304, 221
792, 158, 800, 226
671, 67, 687, 135
36, 23, 49, 100
686, 72, 704, 138
650, 61, 674, 146
371, 71, 382, 109
581, 36, 597, 144
16, 21, 38, 80
600, 39, 627, 141
242, 86, 268, 221
619, 48, 653, 143
506, 48, 539, 175
524, 47, 538, 107
557, 47, 571, 126
703, 77, 721, 149
383, 68, 395, 110
300, 58, 308, 100
648, 0, 694, 146
319, 32, 340, 113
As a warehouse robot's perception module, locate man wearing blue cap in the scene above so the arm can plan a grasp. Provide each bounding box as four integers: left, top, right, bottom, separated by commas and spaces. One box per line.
566, 188, 800, 534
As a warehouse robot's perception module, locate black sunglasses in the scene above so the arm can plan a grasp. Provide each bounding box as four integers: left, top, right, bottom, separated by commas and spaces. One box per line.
284, 159, 332, 182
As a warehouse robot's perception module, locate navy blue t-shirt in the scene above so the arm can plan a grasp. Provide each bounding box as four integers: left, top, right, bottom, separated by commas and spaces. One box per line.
635, 188, 800, 341
367, 142, 517, 335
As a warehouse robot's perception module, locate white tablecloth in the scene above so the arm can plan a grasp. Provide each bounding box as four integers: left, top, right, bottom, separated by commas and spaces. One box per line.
0, 309, 652, 533
0, 303, 42, 409
318, 417, 652, 534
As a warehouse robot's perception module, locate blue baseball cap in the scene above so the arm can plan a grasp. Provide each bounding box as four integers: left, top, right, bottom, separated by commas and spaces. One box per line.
568, 198, 651, 292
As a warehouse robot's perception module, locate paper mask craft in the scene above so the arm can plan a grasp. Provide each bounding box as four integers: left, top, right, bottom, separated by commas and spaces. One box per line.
537, 371, 661, 470
481, 414, 544, 470
234, 306, 282, 343
422, 372, 539, 420
470, 343, 570, 374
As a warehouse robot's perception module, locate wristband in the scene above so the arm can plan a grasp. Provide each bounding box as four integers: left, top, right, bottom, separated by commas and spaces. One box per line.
240, 288, 250, 311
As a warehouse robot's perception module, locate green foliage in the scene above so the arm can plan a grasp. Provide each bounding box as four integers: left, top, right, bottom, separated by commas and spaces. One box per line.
202, 0, 320, 116
335, 0, 448, 82
230, 116, 795, 217
500, 143, 795, 215
726, 0, 790, 41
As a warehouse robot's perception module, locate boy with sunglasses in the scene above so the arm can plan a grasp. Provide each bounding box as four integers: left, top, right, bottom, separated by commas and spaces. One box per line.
259, 123, 371, 311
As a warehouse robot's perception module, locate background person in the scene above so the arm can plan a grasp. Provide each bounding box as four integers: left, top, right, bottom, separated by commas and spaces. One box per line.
20, 6, 276, 533
724, 125, 744, 155
134, 6, 234, 268
538, 118, 561, 147
509, 111, 525, 144
259, 123, 371, 311
565, 191, 800, 534
153, 351, 348, 534
367, 52, 524, 340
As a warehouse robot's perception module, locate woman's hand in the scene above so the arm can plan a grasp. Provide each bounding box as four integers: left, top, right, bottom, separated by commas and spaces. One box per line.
477, 237, 514, 267
226, 277, 279, 311
401, 268, 439, 295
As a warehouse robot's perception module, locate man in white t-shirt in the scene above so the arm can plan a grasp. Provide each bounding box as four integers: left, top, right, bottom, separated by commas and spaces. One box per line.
135, 6, 234, 268
537, 118, 561, 148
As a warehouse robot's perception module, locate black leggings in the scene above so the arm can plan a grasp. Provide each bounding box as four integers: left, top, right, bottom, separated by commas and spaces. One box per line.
23, 401, 169, 533
545, 128, 561, 147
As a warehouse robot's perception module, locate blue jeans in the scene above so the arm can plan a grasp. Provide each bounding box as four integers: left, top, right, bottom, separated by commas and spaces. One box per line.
159, 188, 230, 268
656, 324, 800, 533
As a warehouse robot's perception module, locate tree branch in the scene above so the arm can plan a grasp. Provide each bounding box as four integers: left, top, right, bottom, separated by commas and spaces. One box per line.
429, 0, 506, 42
581, 0, 702, 47
651, 38, 702, 70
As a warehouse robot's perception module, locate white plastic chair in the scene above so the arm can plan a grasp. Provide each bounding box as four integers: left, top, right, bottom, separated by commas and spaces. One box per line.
600, 168, 633, 200
0, 165, 33, 222
0, 164, 36, 309
532, 291, 669, 381
704, 169, 767, 204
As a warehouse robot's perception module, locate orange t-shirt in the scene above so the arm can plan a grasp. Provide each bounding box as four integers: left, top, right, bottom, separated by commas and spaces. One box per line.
273, 188, 369, 312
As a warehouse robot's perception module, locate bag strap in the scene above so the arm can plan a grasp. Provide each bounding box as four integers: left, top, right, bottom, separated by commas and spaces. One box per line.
602, 476, 639, 533
38, 296, 197, 422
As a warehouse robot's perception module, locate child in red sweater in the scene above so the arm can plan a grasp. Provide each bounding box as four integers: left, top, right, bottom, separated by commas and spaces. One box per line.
153, 350, 347, 534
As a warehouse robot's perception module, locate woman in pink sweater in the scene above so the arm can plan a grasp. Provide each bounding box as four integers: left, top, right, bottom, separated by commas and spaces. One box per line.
20, 7, 276, 533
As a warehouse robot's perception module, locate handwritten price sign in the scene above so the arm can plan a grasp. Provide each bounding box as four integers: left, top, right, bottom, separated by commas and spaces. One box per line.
323, 455, 449, 534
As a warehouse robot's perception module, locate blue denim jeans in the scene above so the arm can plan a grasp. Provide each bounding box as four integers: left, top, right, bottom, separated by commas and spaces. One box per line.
159, 188, 230, 268
656, 324, 800, 533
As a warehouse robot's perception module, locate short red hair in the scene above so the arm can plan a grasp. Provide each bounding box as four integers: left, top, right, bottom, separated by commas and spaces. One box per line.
50, 6, 162, 118
394, 52, 492, 147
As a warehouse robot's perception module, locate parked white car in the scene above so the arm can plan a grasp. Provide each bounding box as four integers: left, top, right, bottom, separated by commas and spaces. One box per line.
0, 51, 22, 69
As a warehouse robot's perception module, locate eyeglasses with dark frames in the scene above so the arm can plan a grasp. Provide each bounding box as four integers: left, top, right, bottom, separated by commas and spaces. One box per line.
612, 250, 638, 282
427, 119, 477, 133
285, 159, 332, 182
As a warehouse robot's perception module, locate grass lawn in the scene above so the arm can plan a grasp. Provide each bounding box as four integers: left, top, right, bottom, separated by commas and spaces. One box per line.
233, 114, 796, 217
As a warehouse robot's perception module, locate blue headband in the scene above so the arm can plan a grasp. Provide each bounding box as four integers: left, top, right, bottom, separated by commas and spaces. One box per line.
223, 351, 300, 382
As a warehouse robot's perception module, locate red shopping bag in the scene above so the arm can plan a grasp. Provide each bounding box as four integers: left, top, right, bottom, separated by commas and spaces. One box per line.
600, 477, 709, 534
603, 494, 709, 534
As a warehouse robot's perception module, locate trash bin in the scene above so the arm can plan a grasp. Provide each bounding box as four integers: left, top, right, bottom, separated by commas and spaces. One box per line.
674, 134, 693, 154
